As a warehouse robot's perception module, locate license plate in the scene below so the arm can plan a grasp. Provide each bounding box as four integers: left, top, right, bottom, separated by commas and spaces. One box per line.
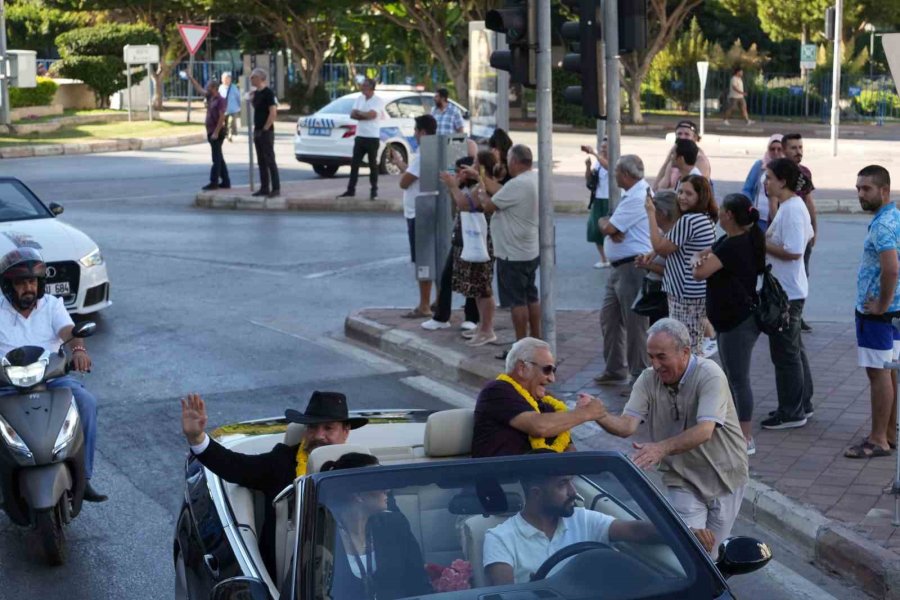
46, 282, 70, 296
307, 127, 332, 137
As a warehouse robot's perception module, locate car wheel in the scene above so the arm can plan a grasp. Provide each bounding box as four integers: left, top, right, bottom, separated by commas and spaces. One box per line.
175, 547, 191, 600
312, 164, 339, 178
381, 143, 406, 175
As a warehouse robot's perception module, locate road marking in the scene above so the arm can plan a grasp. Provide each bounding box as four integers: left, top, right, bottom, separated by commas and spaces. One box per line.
756, 559, 839, 600
400, 375, 475, 408
303, 256, 407, 280
248, 321, 408, 375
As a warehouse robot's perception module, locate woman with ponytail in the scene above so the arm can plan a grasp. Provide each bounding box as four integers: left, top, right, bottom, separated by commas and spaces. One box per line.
692, 193, 766, 455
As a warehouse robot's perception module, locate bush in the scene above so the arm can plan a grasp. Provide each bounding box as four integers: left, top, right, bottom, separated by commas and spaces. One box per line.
853, 89, 900, 115
55, 56, 145, 108
285, 80, 331, 113
55, 23, 159, 58
552, 69, 595, 128
9, 76, 59, 108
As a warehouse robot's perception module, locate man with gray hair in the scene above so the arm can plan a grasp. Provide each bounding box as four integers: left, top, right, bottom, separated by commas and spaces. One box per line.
250, 68, 280, 197
595, 155, 653, 387
582, 318, 748, 553
218, 72, 241, 141
479, 144, 541, 345
472, 337, 606, 457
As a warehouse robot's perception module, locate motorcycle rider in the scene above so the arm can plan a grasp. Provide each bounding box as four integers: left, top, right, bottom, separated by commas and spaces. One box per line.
0, 248, 106, 502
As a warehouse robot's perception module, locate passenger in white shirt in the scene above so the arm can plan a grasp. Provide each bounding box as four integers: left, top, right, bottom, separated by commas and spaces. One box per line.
761, 158, 815, 430
483, 473, 714, 585
339, 78, 386, 201
595, 155, 653, 387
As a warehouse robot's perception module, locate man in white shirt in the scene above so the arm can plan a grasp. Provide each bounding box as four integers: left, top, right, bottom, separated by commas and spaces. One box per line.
0, 248, 106, 502
391, 114, 438, 319
723, 67, 753, 126
595, 155, 652, 386
483, 472, 714, 585
339, 78, 386, 201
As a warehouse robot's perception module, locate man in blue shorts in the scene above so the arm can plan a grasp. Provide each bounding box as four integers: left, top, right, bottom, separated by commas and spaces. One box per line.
847, 165, 900, 459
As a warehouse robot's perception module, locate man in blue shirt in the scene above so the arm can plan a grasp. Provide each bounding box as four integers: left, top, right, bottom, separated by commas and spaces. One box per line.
218, 72, 242, 141
431, 88, 465, 136
847, 165, 900, 459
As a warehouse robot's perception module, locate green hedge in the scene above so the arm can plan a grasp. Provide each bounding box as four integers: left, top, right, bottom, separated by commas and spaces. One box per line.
853, 90, 900, 115
55, 23, 159, 58
9, 76, 59, 108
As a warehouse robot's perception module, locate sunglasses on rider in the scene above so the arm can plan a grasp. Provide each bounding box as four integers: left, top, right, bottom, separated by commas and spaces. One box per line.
525, 360, 558, 375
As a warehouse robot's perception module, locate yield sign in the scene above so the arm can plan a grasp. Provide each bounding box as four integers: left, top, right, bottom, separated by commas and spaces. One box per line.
178, 24, 210, 56
884, 34, 900, 96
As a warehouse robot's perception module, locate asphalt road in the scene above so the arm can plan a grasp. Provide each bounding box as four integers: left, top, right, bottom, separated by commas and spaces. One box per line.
0, 140, 872, 599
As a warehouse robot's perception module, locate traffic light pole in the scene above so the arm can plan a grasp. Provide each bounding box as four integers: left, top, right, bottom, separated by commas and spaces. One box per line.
829, 0, 843, 156
0, 0, 10, 128
536, 0, 557, 354
604, 0, 621, 210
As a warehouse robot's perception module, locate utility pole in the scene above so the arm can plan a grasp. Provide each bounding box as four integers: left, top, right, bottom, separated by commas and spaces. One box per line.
0, 0, 10, 127
604, 0, 621, 209
536, 0, 557, 353
830, 0, 843, 157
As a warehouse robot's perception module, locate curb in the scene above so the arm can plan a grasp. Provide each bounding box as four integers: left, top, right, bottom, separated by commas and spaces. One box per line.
345, 309, 900, 598
0, 133, 206, 159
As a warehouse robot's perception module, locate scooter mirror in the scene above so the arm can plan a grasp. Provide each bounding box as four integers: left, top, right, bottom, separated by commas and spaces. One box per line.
71, 322, 96, 339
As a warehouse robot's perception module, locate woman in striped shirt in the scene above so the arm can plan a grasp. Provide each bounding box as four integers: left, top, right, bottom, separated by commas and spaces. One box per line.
644, 175, 717, 354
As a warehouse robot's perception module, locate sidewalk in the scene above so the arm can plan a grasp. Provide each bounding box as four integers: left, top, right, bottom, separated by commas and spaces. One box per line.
346, 308, 900, 598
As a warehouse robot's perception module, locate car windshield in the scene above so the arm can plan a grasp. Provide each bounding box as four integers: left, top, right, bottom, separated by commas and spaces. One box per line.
317, 96, 358, 115
304, 453, 724, 600
0, 181, 52, 221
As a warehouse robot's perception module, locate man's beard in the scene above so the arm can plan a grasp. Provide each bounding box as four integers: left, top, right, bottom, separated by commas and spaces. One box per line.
545, 498, 577, 519
14, 292, 36, 310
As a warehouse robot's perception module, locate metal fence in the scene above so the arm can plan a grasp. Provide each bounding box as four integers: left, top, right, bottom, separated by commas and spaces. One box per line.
641, 69, 900, 124
317, 62, 449, 99
164, 60, 243, 99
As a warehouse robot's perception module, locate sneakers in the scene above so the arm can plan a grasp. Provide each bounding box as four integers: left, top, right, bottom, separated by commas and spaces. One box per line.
768, 408, 814, 419
420, 319, 451, 331
746, 119, 755, 126
337, 190, 355, 199
723, 119, 731, 126
370, 190, 378, 201
251, 189, 269, 197
461, 329, 478, 339
467, 332, 498, 347
701, 338, 718, 358
593, 373, 629, 385
761, 413, 808, 430
268, 189, 280, 198
800, 319, 812, 332
201, 183, 219, 191
460, 321, 478, 331
593, 261, 611, 269
747, 438, 756, 456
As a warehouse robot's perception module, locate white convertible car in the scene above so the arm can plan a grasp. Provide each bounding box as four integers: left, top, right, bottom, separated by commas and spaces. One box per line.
0, 177, 110, 314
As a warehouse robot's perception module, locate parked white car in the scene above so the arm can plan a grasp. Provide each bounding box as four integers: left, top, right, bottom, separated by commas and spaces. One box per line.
0, 178, 110, 314
294, 86, 469, 178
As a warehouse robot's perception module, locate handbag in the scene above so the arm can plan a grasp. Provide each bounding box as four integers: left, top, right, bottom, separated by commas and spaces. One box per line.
754, 264, 791, 335
631, 277, 668, 320
460, 211, 490, 263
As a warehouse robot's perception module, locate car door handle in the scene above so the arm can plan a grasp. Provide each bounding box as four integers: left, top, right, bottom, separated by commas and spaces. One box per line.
204, 553, 220, 578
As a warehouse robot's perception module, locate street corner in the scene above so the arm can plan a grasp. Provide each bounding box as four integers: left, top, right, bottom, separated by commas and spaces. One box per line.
194, 183, 404, 213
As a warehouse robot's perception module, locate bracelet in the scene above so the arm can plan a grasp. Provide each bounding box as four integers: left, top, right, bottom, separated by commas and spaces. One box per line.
72, 346, 86, 353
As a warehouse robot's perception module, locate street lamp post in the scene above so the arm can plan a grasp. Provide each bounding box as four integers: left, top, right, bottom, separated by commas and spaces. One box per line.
0, 0, 10, 127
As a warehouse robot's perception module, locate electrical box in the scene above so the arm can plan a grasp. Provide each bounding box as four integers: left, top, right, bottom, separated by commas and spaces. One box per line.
7, 50, 38, 88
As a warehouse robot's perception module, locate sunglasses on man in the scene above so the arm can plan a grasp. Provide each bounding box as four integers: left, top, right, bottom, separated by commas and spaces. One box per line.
526, 360, 558, 375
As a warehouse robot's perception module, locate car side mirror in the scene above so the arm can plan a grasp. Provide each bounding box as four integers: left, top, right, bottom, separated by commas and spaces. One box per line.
49, 202, 64, 216
715, 536, 772, 579
71, 322, 96, 339
463, 110, 470, 120
210, 576, 271, 600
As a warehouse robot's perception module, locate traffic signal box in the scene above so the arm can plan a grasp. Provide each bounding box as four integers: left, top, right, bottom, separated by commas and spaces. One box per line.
561, 0, 605, 119
486, 1, 537, 88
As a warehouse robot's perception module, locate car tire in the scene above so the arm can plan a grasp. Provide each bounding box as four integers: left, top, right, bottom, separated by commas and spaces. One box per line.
312, 164, 339, 178
175, 547, 192, 600
380, 143, 406, 175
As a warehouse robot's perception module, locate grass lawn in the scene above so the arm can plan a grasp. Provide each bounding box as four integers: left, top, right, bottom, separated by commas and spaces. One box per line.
12, 108, 120, 125
0, 120, 200, 147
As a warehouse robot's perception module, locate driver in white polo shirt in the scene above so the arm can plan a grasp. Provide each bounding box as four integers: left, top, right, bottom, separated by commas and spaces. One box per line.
483, 472, 714, 585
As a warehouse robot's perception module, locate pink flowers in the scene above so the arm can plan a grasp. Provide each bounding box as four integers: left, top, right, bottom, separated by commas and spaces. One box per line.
425, 559, 473, 592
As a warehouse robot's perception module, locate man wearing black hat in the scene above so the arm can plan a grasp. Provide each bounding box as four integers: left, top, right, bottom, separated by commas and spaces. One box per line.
180, 390, 367, 576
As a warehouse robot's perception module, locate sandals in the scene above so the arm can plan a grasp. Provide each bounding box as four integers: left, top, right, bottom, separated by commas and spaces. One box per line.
402, 308, 431, 319
844, 440, 892, 459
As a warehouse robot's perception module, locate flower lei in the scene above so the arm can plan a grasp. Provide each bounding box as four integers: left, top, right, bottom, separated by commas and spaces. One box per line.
295, 440, 309, 478
496, 374, 571, 452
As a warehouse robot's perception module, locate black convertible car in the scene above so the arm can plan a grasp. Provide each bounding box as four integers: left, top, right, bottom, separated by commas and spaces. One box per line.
174, 408, 771, 599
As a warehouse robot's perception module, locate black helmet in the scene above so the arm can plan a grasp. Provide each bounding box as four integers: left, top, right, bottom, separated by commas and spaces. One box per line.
0, 247, 47, 309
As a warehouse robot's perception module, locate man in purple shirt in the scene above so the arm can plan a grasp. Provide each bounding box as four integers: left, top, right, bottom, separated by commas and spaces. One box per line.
188, 74, 230, 191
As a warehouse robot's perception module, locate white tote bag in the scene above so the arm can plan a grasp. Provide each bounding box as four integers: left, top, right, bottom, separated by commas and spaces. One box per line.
460, 211, 490, 263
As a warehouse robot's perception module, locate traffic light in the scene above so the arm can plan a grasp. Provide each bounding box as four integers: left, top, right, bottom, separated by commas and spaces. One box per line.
486, 1, 537, 88
561, 0, 605, 118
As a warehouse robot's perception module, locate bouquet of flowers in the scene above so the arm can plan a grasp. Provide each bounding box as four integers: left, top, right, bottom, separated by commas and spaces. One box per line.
425, 559, 473, 592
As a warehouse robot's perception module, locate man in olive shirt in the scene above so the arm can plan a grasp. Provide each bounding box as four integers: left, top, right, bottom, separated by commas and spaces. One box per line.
582, 318, 748, 554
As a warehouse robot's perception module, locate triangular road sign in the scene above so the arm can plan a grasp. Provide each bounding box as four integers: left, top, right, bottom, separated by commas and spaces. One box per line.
178, 24, 210, 56
884, 34, 900, 95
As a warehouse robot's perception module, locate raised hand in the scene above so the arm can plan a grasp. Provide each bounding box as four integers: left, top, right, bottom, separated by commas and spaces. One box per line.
181, 393, 208, 446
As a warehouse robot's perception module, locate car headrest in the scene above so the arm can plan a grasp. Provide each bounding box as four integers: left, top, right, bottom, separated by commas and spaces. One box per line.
307, 443, 372, 474
424, 408, 474, 457
284, 423, 306, 446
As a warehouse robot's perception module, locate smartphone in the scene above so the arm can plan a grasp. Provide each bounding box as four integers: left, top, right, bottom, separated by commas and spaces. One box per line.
445, 166, 456, 174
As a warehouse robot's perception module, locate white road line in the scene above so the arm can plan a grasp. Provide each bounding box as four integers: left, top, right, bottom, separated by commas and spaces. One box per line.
303, 256, 407, 280
247, 321, 408, 375
756, 560, 839, 600
400, 375, 475, 408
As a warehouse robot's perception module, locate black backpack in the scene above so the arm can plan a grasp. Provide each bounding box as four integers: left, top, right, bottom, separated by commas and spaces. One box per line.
755, 264, 791, 335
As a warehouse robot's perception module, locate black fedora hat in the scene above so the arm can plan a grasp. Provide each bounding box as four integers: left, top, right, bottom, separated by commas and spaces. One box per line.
284, 391, 367, 429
